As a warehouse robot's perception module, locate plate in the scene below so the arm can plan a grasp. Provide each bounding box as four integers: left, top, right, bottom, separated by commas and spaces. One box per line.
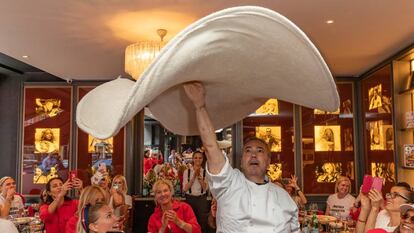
12, 217, 35, 225
317, 215, 337, 224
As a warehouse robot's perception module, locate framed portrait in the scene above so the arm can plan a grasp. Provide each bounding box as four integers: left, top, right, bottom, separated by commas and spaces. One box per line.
341, 99, 352, 115
252, 99, 279, 116
314, 108, 340, 115
368, 84, 382, 110
255, 126, 281, 152
369, 120, 385, 151
344, 128, 353, 151
88, 135, 114, 154
382, 124, 394, 150
314, 125, 341, 151
267, 163, 282, 182
371, 162, 395, 182
34, 128, 60, 154
35, 98, 63, 118
315, 162, 342, 183
403, 144, 414, 168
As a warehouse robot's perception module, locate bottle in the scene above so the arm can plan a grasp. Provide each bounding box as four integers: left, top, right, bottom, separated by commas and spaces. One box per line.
311, 212, 319, 233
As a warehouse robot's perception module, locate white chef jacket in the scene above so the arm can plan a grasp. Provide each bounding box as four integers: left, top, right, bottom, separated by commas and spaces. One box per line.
206, 155, 299, 233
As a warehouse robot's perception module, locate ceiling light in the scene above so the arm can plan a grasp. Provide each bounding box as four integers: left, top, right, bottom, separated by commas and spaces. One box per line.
124, 29, 167, 80
22, 55, 29, 58
326, 20, 334, 24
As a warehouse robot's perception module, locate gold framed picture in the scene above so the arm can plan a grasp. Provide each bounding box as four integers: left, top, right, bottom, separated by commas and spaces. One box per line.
35, 98, 62, 117
88, 135, 114, 153
254, 99, 279, 115
255, 126, 281, 152
368, 84, 382, 110
315, 162, 342, 183
267, 163, 282, 182
369, 120, 386, 151
371, 162, 395, 182
314, 125, 341, 151
34, 128, 60, 153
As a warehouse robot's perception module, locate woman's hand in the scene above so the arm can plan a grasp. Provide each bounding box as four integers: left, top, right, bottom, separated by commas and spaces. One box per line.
360, 192, 371, 211
5, 187, 16, 201
164, 210, 179, 224
290, 175, 299, 189
58, 180, 72, 199
367, 189, 383, 210
72, 177, 83, 190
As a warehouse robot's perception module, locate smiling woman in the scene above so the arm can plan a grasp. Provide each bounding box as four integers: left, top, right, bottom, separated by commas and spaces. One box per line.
147, 179, 201, 233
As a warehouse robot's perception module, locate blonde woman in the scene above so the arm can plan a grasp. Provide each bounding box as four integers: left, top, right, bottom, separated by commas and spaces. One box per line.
326, 176, 356, 219
109, 175, 132, 217
148, 179, 201, 233
78, 203, 118, 233
65, 185, 107, 233
0, 176, 24, 218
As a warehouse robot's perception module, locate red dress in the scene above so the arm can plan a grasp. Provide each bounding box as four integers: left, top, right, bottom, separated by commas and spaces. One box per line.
148, 200, 201, 233
40, 199, 78, 233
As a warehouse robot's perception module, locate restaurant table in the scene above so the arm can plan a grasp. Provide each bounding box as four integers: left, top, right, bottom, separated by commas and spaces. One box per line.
11, 216, 44, 233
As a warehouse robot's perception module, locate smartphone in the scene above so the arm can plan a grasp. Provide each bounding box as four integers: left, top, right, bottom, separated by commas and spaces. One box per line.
371, 177, 383, 192
361, 175, 373, 194
69, 170, 77, 181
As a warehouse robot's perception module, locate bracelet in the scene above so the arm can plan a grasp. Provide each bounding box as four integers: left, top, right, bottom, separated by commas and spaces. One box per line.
196, 104, 206, 110
178, 221, 186, 228
357, 218, 367, 223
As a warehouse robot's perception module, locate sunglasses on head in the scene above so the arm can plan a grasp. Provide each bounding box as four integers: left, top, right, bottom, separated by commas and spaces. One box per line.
401, 213, 414, 223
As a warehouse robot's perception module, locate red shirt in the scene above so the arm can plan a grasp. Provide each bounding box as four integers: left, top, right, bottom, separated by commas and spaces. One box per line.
40, 199, 78, 233
65, 215, 78, 233
148, 200, 201, 233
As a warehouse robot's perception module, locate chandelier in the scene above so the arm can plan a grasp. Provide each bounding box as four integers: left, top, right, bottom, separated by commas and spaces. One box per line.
124, 29, 167, 79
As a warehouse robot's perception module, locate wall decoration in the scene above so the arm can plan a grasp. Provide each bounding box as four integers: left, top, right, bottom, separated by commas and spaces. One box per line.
403, 144, 414, 168
314, 108, 340, 115
368, 84, 382, 110
33, 166, 47, 184
369, 121, 385, 151
267, 163, 282, 182
341, 99, 352, 115
377, 95, 391, 113
34, 128, 60, 153
315, 162, 342, 183
382, 124, 394, 150
253, 99, 279, 115
255, 126, 281, 152
314, 125, 341, 151
344, 128, 353, 151
88, 135, 114, 154
35, 98, 63, 117
371, 162, 395, 182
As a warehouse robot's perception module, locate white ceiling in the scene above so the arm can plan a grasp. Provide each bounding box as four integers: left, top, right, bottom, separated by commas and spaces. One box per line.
1, 0, 414, 81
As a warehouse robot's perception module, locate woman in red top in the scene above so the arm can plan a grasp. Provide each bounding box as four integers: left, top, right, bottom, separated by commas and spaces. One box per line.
40, 177, 82, 233
148, 179, 201, 233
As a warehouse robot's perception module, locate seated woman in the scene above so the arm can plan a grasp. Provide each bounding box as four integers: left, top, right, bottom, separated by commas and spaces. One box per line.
148, 179, 201, 233
356, 182, 414, 233
40, 177, 82, 233
66, 185, 108, 233
326, 176, 356, 220
283, 175, 307, 210
77, 203, 118, 233
0, 176, 24, 218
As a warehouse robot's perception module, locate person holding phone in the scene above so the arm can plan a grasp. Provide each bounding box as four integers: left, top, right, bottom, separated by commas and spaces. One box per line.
109, 175, 132, 219
148, 179, 201, 233
356, 182, 414, 233
40, 177, 82, 233
0, 176, 24, 219
326, 176, 356, 220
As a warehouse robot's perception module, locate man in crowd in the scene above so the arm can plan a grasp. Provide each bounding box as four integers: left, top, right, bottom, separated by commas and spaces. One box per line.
184, 82, 299, 233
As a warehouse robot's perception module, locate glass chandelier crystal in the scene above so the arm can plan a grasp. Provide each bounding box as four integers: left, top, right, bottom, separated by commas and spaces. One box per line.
125, 29, 167, 79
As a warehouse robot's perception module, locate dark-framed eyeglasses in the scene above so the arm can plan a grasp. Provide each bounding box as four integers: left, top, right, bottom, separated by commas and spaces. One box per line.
401, 213, 414, 223
385, 192, 410, 202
